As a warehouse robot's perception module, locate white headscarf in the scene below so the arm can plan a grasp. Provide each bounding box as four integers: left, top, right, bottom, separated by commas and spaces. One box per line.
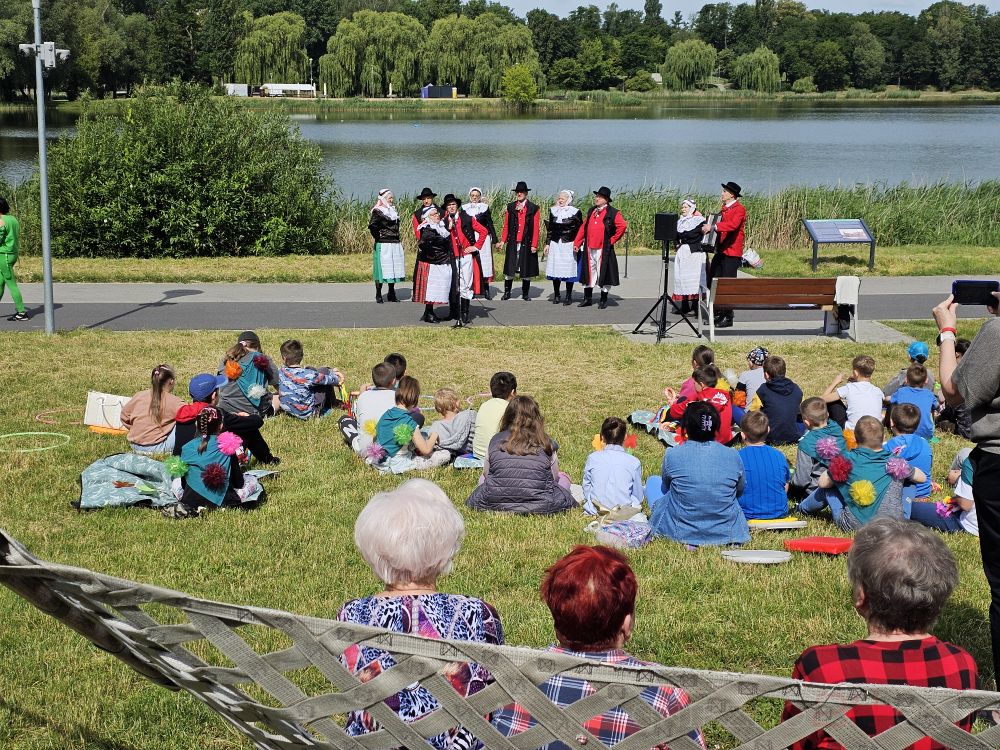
463, 187, 489, 216
419, 205, 449, 236
677, 197, 704, 234
373, 188, 398, 220
550, 190, 578, 221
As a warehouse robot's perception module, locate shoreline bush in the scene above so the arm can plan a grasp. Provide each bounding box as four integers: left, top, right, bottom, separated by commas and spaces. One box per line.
42, 84, 336, 259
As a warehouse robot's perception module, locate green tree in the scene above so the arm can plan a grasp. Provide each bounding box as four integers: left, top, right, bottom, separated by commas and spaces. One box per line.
500, 63, 538, 105
0, 5, 32, 99
199, 0, 251, 83
811, 39, 848, 90
47, 84, 336, 257
693, 2, 732, 49
660, 38, 716, 90
234, 12, 309, 84
625, 69, 657, 90
548, 56, 584, 89
470, 13, 542, 97
846, 21, 885, 88
790, 74, 816, 92
731, 44, 780, 91
420, 14, 479, 90
922, 1, 966, 89
319, 11, 425, 97
526, 10, 578, 71
153, 0, 202, 82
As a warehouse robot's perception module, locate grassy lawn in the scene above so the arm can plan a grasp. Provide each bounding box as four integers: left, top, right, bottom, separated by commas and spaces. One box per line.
749, 244, 1000, 278
0, 326, 990, 749
13, 243, 999, 283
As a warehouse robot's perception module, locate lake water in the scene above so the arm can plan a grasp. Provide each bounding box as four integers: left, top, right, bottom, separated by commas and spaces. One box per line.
3, 102, 999, 197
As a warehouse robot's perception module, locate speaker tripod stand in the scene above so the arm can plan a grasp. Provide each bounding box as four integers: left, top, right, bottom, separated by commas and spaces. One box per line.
631, 238, 702, 343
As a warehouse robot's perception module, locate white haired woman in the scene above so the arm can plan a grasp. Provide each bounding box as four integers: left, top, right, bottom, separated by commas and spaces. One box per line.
673, 198, 706, 316
781, 518, 977, 749
337, 479, 505, 750
544, 189, 583, 305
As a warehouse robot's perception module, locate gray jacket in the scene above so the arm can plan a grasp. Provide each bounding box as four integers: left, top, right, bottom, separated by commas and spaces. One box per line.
466, 430, 575, 515
953, 317, 1000, 453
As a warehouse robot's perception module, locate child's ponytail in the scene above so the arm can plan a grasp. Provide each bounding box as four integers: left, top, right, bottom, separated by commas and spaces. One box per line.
148, 364, 175, 423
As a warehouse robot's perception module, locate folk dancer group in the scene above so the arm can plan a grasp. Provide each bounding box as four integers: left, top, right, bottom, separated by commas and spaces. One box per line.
368, 182, 631, 324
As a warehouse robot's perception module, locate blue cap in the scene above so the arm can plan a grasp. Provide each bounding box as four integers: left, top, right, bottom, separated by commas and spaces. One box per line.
907, 341, 929, 362
189, 373, 228, 401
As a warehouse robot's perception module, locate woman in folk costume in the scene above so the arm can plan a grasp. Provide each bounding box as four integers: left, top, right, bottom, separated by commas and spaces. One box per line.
500, 180, 540, 301
462, 187, 498, 298
672, 198, 707, 315
443, 193, 489, 328
572, 186, 627, 309
412, 206, 454, 324
411, 187, 439, 238
544, 189, 583, 305
368, 188, 404, 304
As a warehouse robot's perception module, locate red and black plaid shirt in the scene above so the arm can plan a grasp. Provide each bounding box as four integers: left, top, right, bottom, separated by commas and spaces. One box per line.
781, 637, 978, 750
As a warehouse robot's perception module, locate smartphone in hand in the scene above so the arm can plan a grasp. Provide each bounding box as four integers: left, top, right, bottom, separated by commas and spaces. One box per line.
952, 280, 1000, 306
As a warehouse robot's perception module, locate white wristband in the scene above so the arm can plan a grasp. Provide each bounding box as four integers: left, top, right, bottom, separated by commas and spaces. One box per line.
939, 331, 957, 343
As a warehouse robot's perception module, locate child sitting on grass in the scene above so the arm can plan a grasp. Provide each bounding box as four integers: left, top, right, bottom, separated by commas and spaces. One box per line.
277, 339, 344, 420
370, 375, 450, 473
581, 417, 644, 516
384, 352, 424, 427
790, 397, 846, 498
737, 411, 790, 520
911, 454, 977, 535
885, 403, 933, 517
756, 355, 804, 445
664, 365, 733, 444
797, 415, 925, 531
887, 363, 938, 440
676, 344, 730, 401
340, 362, 397, 454
426, 388, 477, 457
173, 406, 245, 516
732, 346, 768, 422
473, 371, 517, 459
822, 354, 883, 431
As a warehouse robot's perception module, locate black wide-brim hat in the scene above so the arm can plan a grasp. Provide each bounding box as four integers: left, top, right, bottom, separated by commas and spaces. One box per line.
418, 187, 437, 199
442, 193, 459, 206
512, 181, 531, 193
593, 186, 613, 202
721, 181, 742, 198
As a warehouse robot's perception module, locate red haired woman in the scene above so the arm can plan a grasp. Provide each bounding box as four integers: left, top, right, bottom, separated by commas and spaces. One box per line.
491, 545, 705, 749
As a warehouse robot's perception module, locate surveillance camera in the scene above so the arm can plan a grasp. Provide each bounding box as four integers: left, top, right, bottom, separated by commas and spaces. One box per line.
56, 49, 70, 62
18, 44, 36, 57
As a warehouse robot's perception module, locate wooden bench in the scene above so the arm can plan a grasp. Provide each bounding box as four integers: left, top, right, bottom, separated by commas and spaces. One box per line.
1, 527, 996, 750
702, 277, 860, 342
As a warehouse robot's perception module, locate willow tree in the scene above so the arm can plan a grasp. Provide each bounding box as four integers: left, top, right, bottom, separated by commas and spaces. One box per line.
732, 45, 781, 92
471, 14, 542, 97
660, 39, 716, 90
319, 11, 426, 97
421, 14, 479, 91
233, 12, 309, 84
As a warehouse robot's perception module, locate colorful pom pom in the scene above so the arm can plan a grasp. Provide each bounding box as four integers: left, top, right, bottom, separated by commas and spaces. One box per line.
592, 433, 605, 451
935, 499, 956, 518
815, 436, 841, 461
886, 457, 911, 481
247, 384, 267, 401
363, 442, 387, 463
363, 419, 377, 436
849, 480, 876, 507
732, 390, 747, 408
253, 354, 270, 371
164, 456, 189, 478
623, 434, 637, 450
843, 429, 857, 451
225, 360, 242, 380
217, 431, 243, 456
393, 423, 414, 447
201, 463, 228, 490
829, 454, 853, 483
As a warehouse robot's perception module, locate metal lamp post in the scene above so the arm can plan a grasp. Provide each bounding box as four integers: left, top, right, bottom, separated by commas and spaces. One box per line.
18, 0, 68, 335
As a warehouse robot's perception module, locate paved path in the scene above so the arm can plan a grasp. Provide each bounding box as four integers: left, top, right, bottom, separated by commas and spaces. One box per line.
1, 258, 994, 338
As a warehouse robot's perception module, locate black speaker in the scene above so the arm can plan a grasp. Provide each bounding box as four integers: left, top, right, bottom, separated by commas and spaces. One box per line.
653, 212, 678, 242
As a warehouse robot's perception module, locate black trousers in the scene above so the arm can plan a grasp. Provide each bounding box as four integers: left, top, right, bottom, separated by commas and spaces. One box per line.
972, 448, 1000, 685
707, 253, 741, 315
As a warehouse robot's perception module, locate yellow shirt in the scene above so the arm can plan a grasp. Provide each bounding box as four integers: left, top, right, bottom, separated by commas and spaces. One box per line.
472, 398, 509, 459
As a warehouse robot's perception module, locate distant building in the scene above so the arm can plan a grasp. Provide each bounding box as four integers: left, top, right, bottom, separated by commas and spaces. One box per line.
421, 84, 458, 99
225, 83, 249, 97
260, 83, 317, 98
650, 73, 663, 85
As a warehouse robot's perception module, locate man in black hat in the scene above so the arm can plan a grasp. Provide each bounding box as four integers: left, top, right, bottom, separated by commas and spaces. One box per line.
412, 187, 440, 238
499, 180, 540, 301
702, 181, 746, 328
443, 193, 489, 327
572, 186, 627, 309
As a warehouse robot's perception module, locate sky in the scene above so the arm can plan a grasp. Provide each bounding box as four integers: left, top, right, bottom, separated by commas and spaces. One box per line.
504, 0, 1000, 20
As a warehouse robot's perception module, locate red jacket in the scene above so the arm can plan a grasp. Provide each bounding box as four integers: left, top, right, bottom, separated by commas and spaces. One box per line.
447, 211, 488, 257
500, 202, 540, 248
574, 206, 627, 249
668, 386, 733, 444
715, 200, 746, 258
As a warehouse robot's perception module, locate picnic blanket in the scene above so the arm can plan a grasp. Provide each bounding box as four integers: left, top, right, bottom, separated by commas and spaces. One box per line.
628, 409, 679, 447
77, 453, 271, 510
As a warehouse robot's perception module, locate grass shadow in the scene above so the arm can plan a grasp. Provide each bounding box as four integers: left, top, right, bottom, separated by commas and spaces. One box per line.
0, 698, 142, 750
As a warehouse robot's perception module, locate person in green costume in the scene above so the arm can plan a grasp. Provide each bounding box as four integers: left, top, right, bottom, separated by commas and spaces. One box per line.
0, 197, 27, 322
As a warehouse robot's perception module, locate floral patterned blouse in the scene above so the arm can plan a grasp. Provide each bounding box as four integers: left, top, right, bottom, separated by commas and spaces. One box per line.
337, 593, 505, 750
